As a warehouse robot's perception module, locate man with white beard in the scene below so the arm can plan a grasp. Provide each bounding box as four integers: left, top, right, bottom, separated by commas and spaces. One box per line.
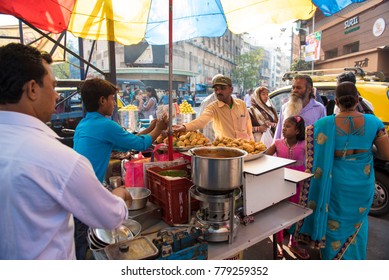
274, 74, 326, 139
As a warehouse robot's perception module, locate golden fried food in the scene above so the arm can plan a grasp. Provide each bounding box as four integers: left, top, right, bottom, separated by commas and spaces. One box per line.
174, 130, 209, 147
211, 136, 267, 155
242, 143, 254, 153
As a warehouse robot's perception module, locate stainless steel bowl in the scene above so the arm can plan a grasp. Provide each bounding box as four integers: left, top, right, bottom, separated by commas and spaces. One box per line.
126, 187, 151, 211
92, 219, 141, 245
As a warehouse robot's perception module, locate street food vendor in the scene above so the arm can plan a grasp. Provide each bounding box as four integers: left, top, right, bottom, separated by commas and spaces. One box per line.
173, 75, 254, 140
73, 78, 167, 259
0, 43, 131, 260
74, 78, 167, 183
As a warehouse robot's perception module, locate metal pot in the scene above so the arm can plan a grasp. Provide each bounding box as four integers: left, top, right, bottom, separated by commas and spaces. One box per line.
189, 147, 247, 191
126, 187, 151, 211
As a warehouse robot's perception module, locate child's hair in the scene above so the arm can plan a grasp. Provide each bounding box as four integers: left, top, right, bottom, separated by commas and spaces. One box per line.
284, 115, 305, 141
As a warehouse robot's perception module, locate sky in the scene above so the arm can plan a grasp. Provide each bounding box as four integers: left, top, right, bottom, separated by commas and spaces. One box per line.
0, 14, 18, 25
244, 21, 296, 51
0, 14, 295, 48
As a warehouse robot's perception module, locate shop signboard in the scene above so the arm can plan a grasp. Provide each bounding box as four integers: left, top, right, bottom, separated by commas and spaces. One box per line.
304, 31, 322, 62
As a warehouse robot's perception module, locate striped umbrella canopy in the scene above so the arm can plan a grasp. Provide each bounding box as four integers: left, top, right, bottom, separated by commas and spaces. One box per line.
0, 0, 364, 159
0, 0, 364, 46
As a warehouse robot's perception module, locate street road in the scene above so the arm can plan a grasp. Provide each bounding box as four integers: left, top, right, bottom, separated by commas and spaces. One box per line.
242, 212, 389, 260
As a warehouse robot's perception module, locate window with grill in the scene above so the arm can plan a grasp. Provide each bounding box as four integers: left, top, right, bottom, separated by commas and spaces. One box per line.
343, 41, 359, 55
325, 48, 338, 59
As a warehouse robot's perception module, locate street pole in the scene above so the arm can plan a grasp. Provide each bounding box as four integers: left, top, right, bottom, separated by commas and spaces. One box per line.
311, 14, 315, 72
290, 26, 294, 70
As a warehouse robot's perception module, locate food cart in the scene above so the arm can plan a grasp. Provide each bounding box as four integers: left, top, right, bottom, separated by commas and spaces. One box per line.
95, 148, 313, 260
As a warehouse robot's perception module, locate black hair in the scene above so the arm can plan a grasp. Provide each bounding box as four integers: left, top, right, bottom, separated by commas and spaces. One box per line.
294, 74, 313, 89
145, 86, 159, 103
337, 72, 356, 84
81, 78, 117, 112
284, 115, 305, 141
131, 88, 143, 103
336, 81, 358, 110
0, 43, 53, 104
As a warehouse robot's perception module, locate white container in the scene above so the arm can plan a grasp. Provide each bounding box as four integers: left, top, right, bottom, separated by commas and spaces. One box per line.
177, 113, 196, 125
118, 110, 139, 132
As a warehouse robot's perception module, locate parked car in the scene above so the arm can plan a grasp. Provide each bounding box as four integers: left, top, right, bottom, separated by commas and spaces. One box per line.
48, 80, 85, 147
194, 93, 209, 106
269, 70, 389, 216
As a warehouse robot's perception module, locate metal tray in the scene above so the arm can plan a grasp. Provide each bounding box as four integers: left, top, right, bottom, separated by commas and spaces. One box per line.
157, 144, 206, 152
104, 236, 159, 260
174, 145, 203, 152
244, 150, 267, 162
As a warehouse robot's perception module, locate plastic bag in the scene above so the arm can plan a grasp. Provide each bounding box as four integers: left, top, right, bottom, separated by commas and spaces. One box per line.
153, 143, 190, 162
260, 129, 274, 148
124, 152, 151, 187
156, 104, 177, 119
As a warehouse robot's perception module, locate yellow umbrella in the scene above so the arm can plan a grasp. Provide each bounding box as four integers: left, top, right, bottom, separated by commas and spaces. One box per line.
67, 0, 315, 45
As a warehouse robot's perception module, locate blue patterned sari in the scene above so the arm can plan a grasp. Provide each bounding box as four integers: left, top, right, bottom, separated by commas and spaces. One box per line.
295, 115, 384, 260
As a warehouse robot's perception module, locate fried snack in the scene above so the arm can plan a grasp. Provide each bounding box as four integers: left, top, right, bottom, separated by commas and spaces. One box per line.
153, 131, 209, 148
174, 130, 209, 148
156, 135, 164, 144
242, 143, 254, 153
211, 136, 267, 155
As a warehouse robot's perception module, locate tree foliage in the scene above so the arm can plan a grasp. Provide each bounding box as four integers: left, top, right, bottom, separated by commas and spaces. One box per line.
232, 49, 262, 91
290, 58, 312, 71
52, 62, 71, 79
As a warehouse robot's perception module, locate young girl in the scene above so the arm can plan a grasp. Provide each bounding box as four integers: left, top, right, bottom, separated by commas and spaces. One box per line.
265, 115, 310, 260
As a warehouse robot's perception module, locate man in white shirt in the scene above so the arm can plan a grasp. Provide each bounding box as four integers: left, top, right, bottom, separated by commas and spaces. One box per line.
0, 43, 131, 260
244, 89, 253, 108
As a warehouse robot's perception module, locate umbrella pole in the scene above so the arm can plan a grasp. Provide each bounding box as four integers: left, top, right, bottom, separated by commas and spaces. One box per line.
168, 0, 173, 161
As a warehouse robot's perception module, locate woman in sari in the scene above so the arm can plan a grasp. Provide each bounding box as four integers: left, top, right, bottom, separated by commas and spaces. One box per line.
249, 86, 278, 147
294, 82, 389, 260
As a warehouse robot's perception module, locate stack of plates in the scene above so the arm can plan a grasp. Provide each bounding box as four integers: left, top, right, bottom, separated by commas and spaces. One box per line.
87, 219, 141, 251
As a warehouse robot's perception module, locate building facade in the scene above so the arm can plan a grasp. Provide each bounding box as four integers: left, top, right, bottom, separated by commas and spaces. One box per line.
83, 31, 242, 92
307, 0, 389, 80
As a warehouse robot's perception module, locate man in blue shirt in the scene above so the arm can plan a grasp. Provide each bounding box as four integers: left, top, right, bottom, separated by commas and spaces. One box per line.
74, 78, 167, 182
159, 90, 170, 105
73, 78, 167, 259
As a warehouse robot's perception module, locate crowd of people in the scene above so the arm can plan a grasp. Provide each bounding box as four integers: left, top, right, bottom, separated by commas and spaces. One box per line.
185, 71, 389, 260
1, 42, 389, 260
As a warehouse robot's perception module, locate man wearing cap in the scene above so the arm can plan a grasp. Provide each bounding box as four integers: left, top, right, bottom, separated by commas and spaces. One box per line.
173, 75, 254, 140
